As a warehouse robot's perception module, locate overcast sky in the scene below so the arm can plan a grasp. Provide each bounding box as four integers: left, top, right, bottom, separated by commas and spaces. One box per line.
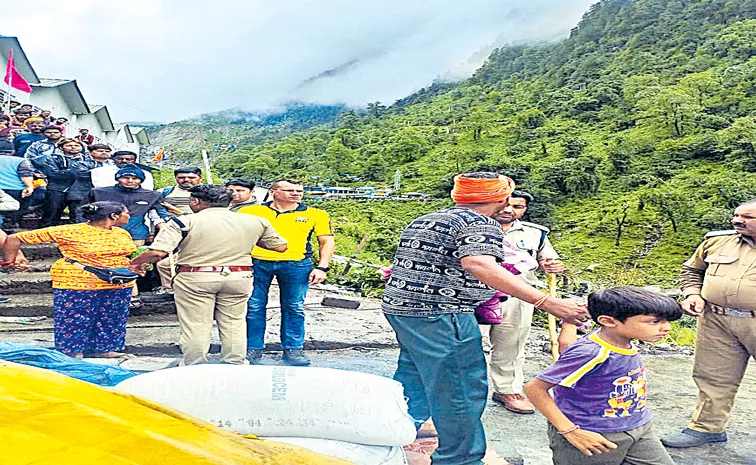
2, 1, 597, 123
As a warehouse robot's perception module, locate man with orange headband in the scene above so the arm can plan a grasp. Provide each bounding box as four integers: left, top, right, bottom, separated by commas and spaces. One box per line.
13, 117, 46, 158
382, 172, 589, 465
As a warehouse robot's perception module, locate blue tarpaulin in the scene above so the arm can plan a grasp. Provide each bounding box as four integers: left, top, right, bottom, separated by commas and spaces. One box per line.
0, 342, 137, 386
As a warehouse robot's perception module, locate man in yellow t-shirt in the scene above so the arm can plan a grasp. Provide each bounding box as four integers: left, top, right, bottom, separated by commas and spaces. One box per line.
238, 179, 334, 366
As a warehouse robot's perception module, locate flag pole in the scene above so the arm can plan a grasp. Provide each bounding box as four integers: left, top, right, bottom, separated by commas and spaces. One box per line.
201, 150, 213, 185
4, 50, 12, 115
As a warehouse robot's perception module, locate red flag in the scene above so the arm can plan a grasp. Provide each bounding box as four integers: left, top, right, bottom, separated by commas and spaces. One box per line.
4, 49, 32, 93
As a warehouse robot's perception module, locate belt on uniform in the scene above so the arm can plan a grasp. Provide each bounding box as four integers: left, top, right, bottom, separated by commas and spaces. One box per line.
175, 266, 252, 273
710, 304, 756, 318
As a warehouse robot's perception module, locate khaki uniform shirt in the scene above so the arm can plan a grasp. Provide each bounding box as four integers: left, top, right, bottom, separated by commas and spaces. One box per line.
502, 220, 559, 285
680, 231, 756, 310
148, 207, 286, 267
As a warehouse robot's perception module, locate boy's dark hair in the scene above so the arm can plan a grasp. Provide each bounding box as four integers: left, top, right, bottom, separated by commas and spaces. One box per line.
511, 190, 534, 205
588, 286, 682, 323
88, 143, 111, 152
41, 125, 61, 132
189, 185, 232, 207
225, 179, 255, 190
175, 167, 202, 176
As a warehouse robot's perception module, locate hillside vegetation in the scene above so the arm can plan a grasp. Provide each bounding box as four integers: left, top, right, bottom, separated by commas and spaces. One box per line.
174, 0, 756, 287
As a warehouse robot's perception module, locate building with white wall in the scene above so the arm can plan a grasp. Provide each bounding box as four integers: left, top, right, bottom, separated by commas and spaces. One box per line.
0, 35, 149, 152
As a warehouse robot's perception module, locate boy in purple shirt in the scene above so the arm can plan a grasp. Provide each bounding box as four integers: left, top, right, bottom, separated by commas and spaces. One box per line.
524, 286, 682, 464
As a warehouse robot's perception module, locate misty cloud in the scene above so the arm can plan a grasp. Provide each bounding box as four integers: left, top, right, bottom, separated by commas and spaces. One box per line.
2, 0, 597, 123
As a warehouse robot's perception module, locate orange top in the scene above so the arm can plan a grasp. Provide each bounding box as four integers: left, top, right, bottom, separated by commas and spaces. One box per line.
451, 173, 515, 204
16, 223, 136, 290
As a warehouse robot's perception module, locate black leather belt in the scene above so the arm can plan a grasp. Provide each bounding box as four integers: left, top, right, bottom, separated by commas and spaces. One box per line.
710, 304, 756, 318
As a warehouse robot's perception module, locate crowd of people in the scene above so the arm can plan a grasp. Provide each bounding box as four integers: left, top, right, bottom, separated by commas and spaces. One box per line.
0, 101, 113, 230
0, 159, 751, 464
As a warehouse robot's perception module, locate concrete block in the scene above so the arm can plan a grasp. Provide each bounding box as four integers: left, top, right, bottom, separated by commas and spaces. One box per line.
321, 295, 361, 309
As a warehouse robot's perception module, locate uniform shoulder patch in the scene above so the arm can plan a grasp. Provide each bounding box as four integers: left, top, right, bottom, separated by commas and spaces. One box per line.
704, 230, 737, 238
520, 221, 550, 233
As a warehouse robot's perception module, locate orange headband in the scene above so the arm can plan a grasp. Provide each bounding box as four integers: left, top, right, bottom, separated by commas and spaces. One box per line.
451, 173, 515, 204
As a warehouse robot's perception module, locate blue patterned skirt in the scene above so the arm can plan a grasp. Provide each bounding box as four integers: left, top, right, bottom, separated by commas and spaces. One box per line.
52, 287, 132, 355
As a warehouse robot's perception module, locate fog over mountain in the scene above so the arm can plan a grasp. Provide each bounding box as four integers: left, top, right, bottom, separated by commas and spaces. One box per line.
3, 0, 597, 122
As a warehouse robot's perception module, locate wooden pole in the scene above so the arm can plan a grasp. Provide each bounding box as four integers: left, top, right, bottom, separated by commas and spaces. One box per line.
201, 150, 213, 184
340, 233, 369, 276
547, 273, 560, 361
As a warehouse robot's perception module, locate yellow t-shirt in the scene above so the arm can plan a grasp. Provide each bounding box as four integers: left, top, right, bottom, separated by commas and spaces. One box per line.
16, 223, 136, 290
238, 203, 332, 261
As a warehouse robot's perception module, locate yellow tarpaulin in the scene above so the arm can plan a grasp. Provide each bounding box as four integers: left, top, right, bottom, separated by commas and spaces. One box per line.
0, 361, 352, 465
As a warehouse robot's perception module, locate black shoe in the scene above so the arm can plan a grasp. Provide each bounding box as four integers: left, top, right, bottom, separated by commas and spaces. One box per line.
661, 428, 728, 448
247, 349, 263, 364
282, 349, 311, 366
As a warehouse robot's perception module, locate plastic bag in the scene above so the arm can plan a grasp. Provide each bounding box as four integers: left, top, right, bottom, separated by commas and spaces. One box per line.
0, 361, 350, 465
115, 364, 417, 446
0, 341, 136, 386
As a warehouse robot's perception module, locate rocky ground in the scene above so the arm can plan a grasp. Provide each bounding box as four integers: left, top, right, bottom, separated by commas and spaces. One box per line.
2, 294, 755, 464
1, 240, 754, 464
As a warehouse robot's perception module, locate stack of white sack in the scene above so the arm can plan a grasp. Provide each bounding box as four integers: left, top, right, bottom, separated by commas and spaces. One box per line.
114, 365, 417, 465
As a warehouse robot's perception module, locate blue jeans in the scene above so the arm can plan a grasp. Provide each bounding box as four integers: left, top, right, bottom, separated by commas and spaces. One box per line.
385, 312, 488, 465
246, 258, 312, 350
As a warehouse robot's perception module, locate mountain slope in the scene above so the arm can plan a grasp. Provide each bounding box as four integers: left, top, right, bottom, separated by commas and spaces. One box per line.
147, 102, 347, 165
214, 0, 756, 285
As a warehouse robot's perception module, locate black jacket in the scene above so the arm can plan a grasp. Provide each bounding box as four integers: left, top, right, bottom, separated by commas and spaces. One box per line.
37, 153, 97, 199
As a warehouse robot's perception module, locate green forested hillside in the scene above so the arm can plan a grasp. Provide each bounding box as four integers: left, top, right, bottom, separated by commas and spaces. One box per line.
210, 0, 756, 287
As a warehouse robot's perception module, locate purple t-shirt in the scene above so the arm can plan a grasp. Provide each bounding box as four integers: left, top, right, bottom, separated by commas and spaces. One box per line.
536, 332, 652, 433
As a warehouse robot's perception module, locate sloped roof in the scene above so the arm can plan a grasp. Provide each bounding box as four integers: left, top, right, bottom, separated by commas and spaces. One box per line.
32, 78, 90, 114
88, 104, 115, 131
0, 36, 40, 84
130, 126, 150, 145
111, 124, 134, 143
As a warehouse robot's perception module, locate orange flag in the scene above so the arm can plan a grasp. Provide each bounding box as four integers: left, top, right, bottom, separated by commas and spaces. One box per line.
151, 148, 164, 163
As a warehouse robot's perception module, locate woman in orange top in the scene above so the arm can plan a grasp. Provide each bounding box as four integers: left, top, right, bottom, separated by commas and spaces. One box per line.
3, 201, 136, 358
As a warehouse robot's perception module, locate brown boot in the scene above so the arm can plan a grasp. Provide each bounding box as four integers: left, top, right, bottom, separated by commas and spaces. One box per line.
492, 392, 535, 414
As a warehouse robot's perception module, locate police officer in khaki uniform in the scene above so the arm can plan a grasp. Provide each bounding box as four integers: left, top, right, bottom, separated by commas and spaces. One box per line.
130, 185, 287, 365
662, 199, 756, 448
482, 190, 565, 414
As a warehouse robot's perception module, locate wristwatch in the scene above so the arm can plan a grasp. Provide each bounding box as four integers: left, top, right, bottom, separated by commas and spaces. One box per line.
314, 266, 330, 272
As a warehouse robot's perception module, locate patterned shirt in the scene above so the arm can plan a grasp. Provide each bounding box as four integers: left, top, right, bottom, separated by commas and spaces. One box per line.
382, 207, 506, 316
16, 223, 136, 290
536, 332, 652, 433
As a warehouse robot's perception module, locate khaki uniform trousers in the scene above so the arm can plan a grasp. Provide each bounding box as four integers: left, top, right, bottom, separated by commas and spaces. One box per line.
689, 310, 756, 433
481, 297, 534, 395
173, 270, 253, 365
157, 257, 174, 290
